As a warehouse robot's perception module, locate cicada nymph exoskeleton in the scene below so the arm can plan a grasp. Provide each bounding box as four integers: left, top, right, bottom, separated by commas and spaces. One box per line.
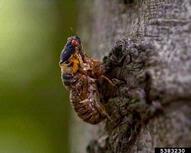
59, 36, 111, 124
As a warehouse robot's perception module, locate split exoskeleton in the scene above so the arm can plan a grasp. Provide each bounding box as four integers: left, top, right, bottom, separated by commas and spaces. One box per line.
59, 36, 111, 124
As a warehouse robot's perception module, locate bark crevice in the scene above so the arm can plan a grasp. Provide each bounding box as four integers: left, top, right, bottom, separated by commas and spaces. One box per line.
73, 1, 191, 153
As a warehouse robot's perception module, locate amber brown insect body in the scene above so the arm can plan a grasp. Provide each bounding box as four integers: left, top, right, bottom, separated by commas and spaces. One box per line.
59, 36, 110, 124
69, 73, 106, 124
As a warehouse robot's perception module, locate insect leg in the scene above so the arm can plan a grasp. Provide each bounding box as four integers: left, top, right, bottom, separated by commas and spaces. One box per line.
100, 75, 115, 87
79, 98, 89, 104
94, 90, 113, 122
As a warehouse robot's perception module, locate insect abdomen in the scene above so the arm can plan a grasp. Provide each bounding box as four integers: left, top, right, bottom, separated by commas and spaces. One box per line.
72, 99, 105, 124
70, 75, 106, 124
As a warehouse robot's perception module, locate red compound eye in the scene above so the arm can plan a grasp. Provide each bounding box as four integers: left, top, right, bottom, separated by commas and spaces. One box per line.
71, 39, 79, 47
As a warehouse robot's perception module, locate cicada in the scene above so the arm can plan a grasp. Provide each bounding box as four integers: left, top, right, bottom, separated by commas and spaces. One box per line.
59, 36, 112, 124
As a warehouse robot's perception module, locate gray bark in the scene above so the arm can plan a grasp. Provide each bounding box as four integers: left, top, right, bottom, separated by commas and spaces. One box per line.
71, 0, 191, 153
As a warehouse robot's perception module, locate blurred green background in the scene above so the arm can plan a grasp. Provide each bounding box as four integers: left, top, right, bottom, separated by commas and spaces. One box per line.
0, 0, 76, 153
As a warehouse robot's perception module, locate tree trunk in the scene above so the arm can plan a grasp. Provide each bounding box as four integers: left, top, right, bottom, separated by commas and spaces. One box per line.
71, 0, 191, 153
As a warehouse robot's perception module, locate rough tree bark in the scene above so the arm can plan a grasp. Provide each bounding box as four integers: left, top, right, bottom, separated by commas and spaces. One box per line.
70, 0, 191, 153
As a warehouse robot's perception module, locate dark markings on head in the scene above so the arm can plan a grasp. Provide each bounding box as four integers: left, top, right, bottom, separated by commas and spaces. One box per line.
59, 36, 81, 64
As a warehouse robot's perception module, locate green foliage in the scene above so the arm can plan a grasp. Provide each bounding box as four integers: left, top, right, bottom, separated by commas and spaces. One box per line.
0, 0, 76, 153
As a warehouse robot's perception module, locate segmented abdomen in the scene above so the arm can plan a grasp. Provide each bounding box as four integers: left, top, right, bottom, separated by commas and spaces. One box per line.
70, 74, 106, 124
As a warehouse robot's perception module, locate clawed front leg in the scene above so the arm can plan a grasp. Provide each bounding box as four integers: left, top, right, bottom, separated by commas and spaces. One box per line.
100, 75, 126, 87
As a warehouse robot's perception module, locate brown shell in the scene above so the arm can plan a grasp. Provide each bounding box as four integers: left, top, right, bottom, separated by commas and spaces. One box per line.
60, 38, 109, 124
69, 73, 106, 124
